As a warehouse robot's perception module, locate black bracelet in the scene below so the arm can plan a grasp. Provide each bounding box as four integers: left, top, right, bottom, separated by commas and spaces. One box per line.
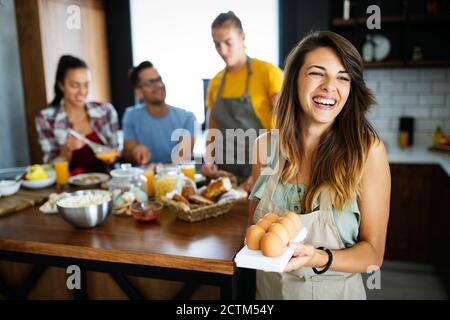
312, 247, 333, 275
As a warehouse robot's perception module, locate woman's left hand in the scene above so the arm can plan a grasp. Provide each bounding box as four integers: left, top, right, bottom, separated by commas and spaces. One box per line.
284, 243, 317, 272
239, 176, 254, 193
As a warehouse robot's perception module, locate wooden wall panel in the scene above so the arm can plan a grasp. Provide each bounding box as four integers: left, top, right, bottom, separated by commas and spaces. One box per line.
39, 0, 111, 104
14, 0, 47, 164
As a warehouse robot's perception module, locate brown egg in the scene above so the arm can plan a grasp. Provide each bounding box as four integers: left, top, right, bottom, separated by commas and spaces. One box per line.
279, 217, 296, 239
263, 212, 279, 223
285, 211, 302, 231
245, 225, 266, 250
268, 223, 289, 246
256, 218, 273, 232
261, 232, 284, 257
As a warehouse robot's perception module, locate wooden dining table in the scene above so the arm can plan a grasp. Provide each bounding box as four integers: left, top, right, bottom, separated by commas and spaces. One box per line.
0, 188, 253, 300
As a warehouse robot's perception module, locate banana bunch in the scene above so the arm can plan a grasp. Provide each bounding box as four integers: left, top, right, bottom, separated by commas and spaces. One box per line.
26, 165, 49, 180
433, 127, 445, 145
432, 127, 450, 146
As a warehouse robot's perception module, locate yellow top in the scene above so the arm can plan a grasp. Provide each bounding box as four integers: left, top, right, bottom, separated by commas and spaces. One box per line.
207, 58, 283, 130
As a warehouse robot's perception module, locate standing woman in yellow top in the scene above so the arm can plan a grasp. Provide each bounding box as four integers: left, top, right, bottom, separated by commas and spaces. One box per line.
201, 11, 283, 192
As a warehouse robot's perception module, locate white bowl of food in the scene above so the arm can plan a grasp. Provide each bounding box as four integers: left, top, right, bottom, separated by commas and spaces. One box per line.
0, 180, 21, 197
22, 164, 56, 189
56, 190, 112, 228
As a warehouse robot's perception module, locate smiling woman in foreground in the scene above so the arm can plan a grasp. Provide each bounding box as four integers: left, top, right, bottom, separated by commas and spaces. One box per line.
249, 31, 391, 299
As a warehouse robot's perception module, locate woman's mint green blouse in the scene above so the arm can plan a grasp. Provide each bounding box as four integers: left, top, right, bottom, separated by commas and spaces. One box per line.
249, 174, 361, 248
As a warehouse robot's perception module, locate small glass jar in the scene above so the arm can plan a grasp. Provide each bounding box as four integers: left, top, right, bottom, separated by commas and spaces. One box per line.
109, 163, 148, 214
154, 164, 180, 201
154, 164, 197, 201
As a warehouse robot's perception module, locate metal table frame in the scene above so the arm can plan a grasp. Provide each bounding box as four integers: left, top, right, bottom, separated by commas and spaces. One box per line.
0, 250, 248, 300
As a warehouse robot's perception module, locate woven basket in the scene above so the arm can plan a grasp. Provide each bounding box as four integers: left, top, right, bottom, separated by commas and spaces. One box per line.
167, 200, 236, 222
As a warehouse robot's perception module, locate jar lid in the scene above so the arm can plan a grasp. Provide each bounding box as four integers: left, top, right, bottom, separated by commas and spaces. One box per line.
156, 164, 180, 175
110, 163, 144, 178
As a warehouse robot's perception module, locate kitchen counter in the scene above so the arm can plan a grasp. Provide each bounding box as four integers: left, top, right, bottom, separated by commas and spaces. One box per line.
387, 145, 450, 176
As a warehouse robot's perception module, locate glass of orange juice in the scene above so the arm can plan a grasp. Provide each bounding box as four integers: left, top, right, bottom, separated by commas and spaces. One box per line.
143, 169, 155, 197
180, 160, 195, 181
53, 157, 69, 189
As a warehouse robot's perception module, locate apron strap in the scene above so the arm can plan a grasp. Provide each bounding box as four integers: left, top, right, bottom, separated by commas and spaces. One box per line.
215, 56, 252, 104
244, 57, 252, 98
258, 133, 285, 209
319, 187, 333, 212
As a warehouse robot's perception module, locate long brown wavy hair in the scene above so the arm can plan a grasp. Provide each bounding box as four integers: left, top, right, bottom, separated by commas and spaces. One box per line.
274, 31, 378, 212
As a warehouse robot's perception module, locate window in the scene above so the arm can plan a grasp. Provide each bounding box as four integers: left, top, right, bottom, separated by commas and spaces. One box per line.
130, 0, 279, 126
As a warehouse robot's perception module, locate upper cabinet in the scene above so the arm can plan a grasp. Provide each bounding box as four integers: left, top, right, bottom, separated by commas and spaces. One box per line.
330, 0, 450, 68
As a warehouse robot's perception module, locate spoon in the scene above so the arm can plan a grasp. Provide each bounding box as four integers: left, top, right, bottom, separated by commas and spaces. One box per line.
67, 128, 114, 155
13, 172, 26, 182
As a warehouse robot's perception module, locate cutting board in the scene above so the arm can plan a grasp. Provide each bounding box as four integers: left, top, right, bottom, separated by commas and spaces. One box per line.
428, 144, 450, 154
0, 189, 50, 216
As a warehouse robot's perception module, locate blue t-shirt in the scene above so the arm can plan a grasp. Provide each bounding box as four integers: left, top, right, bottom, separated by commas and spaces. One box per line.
122, 104, 196, 163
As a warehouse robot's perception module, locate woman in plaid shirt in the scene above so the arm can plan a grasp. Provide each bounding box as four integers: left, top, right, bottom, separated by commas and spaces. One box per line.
35, 55, 119, 174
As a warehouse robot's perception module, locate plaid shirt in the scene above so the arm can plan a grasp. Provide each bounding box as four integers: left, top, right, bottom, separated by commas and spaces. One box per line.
35, 101, 119, 163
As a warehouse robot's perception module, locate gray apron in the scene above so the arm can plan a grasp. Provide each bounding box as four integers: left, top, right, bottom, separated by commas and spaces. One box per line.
211, 58, 263, 181
252, 140, 367, 300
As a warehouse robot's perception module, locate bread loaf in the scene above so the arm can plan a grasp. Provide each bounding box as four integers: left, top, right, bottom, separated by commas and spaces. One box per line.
172, 193, 190, 205
201, 177, 232, 200
187, 194, 214, 206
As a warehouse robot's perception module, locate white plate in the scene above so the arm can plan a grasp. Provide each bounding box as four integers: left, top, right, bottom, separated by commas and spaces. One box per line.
68, 173, 110, 186
372, 34, 391, 61
22, 170, 56, 189
235, 227, 308, 273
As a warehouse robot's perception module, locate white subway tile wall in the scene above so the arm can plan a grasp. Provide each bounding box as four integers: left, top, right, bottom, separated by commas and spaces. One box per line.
364, 68, 450, 148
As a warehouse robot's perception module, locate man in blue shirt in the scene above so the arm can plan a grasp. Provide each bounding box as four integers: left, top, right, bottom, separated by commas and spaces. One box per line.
123, 61, 196, 165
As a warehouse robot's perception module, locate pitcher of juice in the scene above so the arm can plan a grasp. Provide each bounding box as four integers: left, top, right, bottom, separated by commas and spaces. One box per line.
53, 157, 69, 189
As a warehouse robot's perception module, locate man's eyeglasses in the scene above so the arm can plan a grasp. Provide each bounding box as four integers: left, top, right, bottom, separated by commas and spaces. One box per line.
139, 77, 163, 87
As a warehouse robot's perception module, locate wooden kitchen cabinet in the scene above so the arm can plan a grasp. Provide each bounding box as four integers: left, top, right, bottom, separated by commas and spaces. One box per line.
431, 166, 450, 292
386, 164, 449, 263
386, 164, 435, 262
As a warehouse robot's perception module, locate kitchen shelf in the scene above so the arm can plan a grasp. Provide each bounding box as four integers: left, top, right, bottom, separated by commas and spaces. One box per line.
364, 60, 450, 68
332, 16, 405, 26
330, 0, 450, 69
332, 15, 450, 27
364, 60, 404, 68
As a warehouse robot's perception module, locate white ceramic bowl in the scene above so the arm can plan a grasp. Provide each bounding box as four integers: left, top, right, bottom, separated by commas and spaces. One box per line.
0, 180, 21, 197
22, 170, 56, 189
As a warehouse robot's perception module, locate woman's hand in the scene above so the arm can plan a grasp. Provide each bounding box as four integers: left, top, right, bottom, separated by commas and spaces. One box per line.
239, 176, 254, 193
66, 135, 85, 151
201, 163, 218, 177
284, 243, 327, 272
60, 135, 85, 160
